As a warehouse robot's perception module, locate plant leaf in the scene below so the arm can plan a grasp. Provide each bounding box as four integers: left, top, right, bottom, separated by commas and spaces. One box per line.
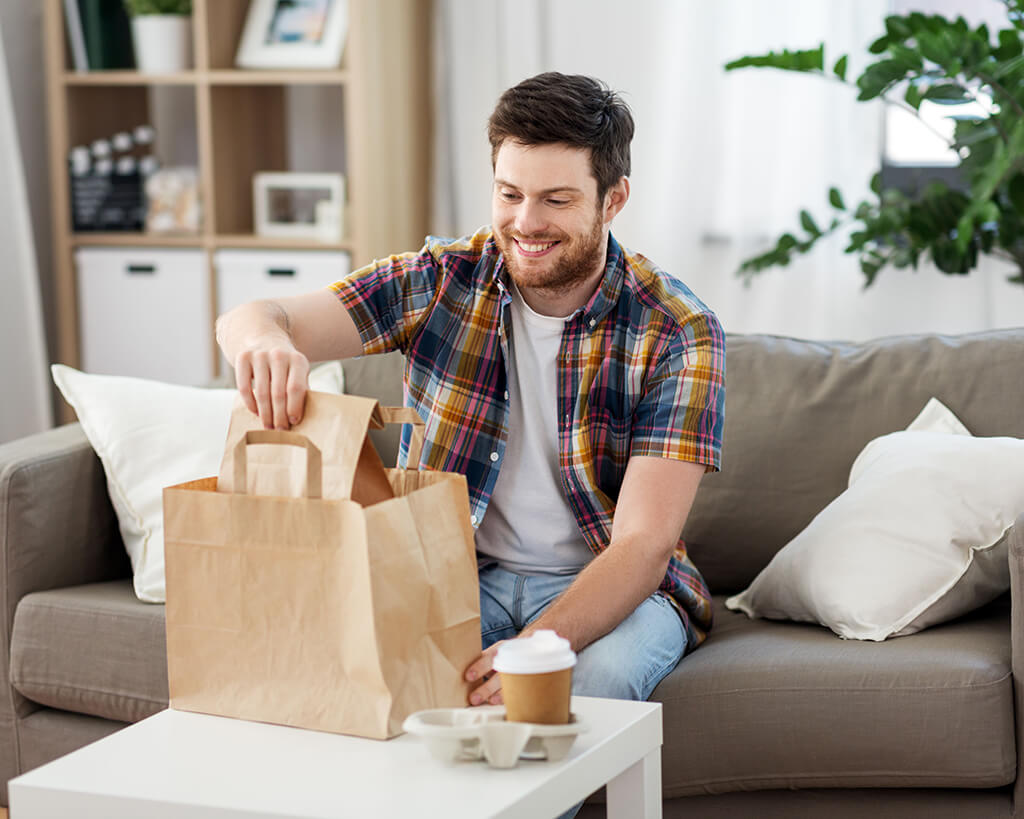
922, 82, 972, 104
799, 210, 821, 236
828, 187, 846, 210
833, 55, 848, 81
725, 46, 824, 73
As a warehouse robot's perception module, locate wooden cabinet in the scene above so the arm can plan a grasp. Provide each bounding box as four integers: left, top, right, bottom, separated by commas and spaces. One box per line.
43, 0, 431, 407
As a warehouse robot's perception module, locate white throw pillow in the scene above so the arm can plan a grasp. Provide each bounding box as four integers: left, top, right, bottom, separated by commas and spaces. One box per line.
52, 362, 344, 603
725, 399, 1024, 640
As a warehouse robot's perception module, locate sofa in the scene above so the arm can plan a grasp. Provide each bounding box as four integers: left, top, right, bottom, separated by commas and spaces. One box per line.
0, 328, 1022, 817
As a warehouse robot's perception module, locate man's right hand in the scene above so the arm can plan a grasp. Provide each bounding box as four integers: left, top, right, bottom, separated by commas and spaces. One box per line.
233, 340, 310, 430
215, 290, 366, 430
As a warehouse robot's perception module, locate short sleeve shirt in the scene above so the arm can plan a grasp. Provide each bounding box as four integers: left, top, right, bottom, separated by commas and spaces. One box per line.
330, 227, 726, 648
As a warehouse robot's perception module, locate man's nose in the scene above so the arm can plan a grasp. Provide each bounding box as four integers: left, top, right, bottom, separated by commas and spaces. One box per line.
513, 200, 547, 237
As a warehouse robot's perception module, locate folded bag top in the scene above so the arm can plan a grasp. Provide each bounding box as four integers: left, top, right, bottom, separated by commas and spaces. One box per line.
163, 391, 480, 739
217, 393, 422, 506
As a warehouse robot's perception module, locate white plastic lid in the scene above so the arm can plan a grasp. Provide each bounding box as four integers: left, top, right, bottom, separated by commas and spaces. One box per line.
492, 630, 577, 674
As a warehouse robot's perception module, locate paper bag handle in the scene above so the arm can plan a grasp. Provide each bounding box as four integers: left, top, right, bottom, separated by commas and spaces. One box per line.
232, 430, 323, 499
376, 407, 426, 469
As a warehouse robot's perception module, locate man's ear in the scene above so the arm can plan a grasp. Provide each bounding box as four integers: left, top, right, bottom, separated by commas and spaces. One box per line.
603, 177, 630, 224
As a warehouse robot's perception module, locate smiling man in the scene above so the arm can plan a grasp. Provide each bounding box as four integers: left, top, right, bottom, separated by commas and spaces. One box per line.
216, 72, 726, 713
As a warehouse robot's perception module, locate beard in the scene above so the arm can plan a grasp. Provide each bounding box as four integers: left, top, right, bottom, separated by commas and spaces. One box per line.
495, 210, 606, 297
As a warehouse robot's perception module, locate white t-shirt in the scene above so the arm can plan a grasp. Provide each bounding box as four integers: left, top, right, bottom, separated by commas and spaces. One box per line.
474, 284, 594, 575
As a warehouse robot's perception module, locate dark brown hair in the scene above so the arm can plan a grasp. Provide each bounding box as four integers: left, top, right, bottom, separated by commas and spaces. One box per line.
487, 72, 634, 201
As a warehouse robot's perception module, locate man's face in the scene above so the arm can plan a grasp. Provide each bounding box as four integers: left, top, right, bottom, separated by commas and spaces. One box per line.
492, 141, 609, 296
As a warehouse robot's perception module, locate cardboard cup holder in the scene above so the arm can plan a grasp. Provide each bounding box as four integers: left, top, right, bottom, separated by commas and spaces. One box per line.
402, 706, 586, 768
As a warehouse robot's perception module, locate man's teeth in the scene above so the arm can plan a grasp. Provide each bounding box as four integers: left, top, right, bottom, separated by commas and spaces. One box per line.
518, 240, 556, 252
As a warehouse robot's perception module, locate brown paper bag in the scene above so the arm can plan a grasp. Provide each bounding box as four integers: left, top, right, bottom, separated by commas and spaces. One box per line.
163, 392, 481, 739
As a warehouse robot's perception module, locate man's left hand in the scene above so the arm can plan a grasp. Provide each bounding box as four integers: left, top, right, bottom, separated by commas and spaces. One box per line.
464, 640, 509, 706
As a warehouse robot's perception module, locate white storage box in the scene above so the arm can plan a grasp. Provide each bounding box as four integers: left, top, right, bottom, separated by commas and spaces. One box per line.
75, 247, 212, 386
214, 249, 351, 317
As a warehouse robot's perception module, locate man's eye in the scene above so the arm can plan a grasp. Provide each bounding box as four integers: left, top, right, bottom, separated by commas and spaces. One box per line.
547, 199, 569, 207
499, 190, 520, 201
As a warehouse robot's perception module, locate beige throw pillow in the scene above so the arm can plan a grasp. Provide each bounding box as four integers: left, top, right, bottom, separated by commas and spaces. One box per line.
52, 363, 344, 603
726, 399, 1024, 640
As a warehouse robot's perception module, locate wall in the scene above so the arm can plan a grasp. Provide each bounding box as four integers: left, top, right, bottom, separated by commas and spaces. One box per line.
0, 1, 55, 371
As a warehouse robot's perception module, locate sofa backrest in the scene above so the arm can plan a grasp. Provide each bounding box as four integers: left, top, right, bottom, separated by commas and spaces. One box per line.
684, 327, 1024, 593
342, 328, 1024, 595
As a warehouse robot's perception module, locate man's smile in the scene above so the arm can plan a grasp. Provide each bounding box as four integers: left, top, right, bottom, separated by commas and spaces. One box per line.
513, 238, 561, 257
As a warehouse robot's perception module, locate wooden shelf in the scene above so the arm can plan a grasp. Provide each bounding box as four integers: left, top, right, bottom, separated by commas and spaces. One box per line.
212, 234, 354, 252
62, 70, 350, 87
63, 71, 200, 86
206, 70, 350, 86
71, 233, 204, 247
45, 0, 431, 415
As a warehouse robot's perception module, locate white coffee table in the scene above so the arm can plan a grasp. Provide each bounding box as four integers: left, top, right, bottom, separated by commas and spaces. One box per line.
9, 696, 662, 818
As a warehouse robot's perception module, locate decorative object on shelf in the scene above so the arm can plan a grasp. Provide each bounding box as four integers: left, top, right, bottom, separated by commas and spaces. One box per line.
145, 166, 201, 234
122, 0, 193, 73
69, 0, 136, 70
724, 2, 1024, 287
253, 171, 344, 241
68, 124, 157, 231
62, 0, 89, 72
236, 0, 348, 70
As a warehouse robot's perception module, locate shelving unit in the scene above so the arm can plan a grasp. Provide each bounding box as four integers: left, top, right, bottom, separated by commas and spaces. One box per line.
43, 0, 432, 414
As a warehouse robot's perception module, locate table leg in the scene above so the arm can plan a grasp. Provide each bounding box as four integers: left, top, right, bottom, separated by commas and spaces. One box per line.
606, 748, 661, 818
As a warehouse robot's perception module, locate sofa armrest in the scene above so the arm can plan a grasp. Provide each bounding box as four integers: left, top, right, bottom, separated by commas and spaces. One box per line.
0, 424, 129, 614
1006, 514, 1024, 816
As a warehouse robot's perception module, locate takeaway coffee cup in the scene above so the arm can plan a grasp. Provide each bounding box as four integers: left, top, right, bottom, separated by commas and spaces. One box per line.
493, 630, 577, 724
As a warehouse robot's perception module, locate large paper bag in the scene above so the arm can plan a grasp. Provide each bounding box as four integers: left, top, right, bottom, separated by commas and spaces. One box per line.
163, 392, 481, 739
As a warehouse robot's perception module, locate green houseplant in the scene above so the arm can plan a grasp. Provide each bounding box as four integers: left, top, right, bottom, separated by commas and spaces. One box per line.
122, 0, 191, 14
725, 0, 1024, 286
122, 0, 193, 72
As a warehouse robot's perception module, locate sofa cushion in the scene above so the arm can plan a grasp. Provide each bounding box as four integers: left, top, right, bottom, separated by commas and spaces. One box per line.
684, 329, 1024, 593
726, 399, 1023, 640
653, 596, 1015, 797
10, 581, 168, 723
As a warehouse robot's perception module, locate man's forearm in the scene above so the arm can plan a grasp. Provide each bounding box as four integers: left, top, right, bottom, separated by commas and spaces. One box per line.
522, 535, 672, 653
215, 300, 294, 364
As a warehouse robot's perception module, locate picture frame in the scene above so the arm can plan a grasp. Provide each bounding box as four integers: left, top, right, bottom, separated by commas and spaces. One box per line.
235, 0, 348, 70
253, 172, 345, 242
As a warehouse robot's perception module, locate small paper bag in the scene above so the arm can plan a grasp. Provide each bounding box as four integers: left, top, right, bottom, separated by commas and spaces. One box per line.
163, 392, 480, 739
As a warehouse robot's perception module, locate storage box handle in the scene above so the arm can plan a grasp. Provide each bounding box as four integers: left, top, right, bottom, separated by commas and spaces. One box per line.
376, 407, 425, 469
232, 430, 322, 499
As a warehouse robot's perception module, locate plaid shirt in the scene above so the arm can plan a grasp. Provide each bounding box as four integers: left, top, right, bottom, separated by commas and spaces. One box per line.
330, 228, 725, 648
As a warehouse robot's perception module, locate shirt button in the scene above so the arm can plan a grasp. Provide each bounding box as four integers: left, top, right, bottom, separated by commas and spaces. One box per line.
470, 514, 478, 526
489, 452, 499, 462
504, 390, 509, 400
589, 318, 596, 328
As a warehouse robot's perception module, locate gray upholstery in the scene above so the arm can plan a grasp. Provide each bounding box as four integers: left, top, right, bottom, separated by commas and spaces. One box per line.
10, 581, 166, 723
0, 329, 1022, 815
686, 329, 1024, 593
655, 597, 1014, 795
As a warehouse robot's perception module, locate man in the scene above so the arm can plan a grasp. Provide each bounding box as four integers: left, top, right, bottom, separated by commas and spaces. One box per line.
216, 72, 725, 710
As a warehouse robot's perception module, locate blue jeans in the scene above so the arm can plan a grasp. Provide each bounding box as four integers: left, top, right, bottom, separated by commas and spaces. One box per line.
478, 564, 688, 702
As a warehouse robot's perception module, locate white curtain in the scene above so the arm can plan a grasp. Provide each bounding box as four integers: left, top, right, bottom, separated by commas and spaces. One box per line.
0, 23, 52, 443
432, 0, 1024, 341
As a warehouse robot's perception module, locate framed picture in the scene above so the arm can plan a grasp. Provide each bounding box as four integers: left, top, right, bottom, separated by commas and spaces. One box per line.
253, 172, 345, 241
236, 0, 348, 69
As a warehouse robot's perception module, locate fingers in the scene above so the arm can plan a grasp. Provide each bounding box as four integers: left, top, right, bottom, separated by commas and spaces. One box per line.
268, 352, 291, 430
468, 675, 504, 707
465, 642, 505, 707
285, 356, 309, 427
234, 356, 257, 416
235, 347, 309, 430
